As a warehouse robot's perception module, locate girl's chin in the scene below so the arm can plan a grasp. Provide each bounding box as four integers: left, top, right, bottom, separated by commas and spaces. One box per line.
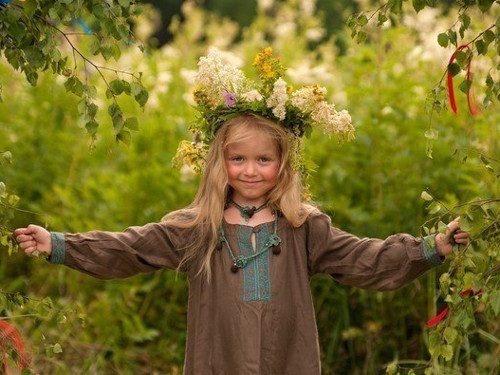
232, 192, 267, 202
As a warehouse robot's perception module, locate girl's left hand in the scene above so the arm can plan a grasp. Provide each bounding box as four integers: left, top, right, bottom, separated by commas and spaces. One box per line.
435, 217, 470, 257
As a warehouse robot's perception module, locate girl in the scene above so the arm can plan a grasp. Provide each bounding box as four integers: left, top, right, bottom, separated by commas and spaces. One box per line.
15, 50, 469, 374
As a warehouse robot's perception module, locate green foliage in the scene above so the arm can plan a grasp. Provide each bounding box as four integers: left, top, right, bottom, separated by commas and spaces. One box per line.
0, 0, 148, 147
420, 182, 500, 369
0, 151, 19, 256
347, 0, 500, 112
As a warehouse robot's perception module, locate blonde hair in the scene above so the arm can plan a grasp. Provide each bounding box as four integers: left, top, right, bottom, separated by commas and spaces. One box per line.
163, 113, 316, 282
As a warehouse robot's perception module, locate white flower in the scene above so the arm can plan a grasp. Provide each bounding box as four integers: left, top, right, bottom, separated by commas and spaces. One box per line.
311, 102, 336, 132
216, 49, 244, 68
241, 90, 263, 102
195, 47, 248, 106
335, 110, 353, 133
266, 78, 288, 120
291, 85, 327, 113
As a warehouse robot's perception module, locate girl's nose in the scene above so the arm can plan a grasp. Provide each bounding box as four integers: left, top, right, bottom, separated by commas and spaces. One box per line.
243, 161, 258, 176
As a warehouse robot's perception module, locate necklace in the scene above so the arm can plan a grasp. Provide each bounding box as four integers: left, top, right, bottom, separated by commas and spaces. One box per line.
219, 210, 282, 273
229, 199, 268, 223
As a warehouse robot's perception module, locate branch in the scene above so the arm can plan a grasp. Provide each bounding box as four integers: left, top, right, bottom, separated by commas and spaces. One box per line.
0, 202, 46, 217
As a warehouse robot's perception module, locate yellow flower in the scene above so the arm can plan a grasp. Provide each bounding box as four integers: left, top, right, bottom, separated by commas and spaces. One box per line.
263, 47, 273, 56
266, 71, 275, 78
253, 54, 261, 66
261, 64, 272, 73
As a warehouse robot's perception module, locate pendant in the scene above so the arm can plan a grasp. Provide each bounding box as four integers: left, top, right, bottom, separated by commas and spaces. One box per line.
231, 255, 249, 272
265, 234, 282, 248
272, 244, 281, 255
241, 206, 256, 222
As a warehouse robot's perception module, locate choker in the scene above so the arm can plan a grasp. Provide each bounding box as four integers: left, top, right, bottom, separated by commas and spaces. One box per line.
229, 199, 268, 223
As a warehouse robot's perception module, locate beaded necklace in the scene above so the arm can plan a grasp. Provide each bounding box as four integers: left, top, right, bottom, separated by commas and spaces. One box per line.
219, 210, 282, 273
229, 199, 268, 223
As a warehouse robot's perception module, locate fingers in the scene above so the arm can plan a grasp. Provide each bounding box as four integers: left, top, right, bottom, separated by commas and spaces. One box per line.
24, 246, 39, 256
14, 228, 33, 236
19, 241, 39, 256
14, 232, 39, 256
453, 231, 469, 244
16, 234, 34, 243
447, 220, 460, 232
18, 239, 37, 250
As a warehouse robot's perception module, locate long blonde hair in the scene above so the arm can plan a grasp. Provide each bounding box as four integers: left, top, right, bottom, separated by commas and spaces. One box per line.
163, 113, 316, 282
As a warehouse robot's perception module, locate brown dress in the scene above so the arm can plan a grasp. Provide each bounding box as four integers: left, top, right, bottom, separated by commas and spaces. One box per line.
48, 209, 442, 374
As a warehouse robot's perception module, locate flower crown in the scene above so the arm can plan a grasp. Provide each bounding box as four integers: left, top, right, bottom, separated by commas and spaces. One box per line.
173, 47, 355, 190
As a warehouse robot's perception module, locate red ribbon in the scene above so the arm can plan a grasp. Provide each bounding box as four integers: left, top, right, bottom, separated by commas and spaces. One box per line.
447, 45, 482, 116
0, 320, 31, 374
427, 306, 450, 327
427, 288, 483, 326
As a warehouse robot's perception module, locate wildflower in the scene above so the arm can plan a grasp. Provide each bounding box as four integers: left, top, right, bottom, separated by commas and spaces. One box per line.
223, 92, 237, 106
196, 48, 247, 107
241, 90, 263, 102
266, 78, 288, 120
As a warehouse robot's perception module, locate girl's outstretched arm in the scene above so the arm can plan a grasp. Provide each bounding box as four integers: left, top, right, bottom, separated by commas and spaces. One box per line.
305, 210, 462, 291
15, 222, 189, 279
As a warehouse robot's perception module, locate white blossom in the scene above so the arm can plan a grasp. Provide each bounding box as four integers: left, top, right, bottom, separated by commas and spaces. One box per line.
291, 85, 327, 113
334, 110, 353, 133
241, 90, 263, 102
195, 48, 248, 106
266, 78, 288, 120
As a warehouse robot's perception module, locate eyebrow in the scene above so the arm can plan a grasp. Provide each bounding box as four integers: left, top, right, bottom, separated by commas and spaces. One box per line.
227, 153, 276, 158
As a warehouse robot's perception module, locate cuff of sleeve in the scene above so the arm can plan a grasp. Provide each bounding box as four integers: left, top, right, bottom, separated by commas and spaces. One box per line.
422, 234, 444, 268
47, 232, 66, 264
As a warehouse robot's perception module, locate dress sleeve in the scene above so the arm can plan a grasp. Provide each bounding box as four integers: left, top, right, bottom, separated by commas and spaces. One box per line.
46, 221, 190, 279
306, 210, 444, 291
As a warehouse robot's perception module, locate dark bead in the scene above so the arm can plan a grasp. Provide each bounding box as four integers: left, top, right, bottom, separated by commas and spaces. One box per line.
272, 245, 281, 255
244, 206, 257, 218
231, 264, 239, 273
252, 226, 261, 233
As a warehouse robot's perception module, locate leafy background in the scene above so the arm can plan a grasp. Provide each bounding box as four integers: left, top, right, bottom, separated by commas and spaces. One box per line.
1, 0, 499, 373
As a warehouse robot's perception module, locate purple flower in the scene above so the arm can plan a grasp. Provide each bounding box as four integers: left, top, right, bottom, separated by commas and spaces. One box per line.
222, 92, 237, 106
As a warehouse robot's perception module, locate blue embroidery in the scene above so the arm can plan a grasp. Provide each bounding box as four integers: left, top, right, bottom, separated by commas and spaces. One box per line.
49, 232, 66, 264
237, 224, 272, 302
422, 234, 442, 268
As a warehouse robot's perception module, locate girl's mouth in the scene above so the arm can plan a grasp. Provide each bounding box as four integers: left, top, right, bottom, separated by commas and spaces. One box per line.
241, 180, 261, 186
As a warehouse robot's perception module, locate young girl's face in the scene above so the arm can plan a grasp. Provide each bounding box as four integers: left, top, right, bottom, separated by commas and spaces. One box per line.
224, 128, 280, 205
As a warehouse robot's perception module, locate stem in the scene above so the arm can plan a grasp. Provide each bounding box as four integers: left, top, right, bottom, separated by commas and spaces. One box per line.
482, 263, 500, 280
0, 202, 46, 217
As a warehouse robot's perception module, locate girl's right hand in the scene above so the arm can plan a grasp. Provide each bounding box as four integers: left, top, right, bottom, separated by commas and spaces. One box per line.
14, 225, 52, 257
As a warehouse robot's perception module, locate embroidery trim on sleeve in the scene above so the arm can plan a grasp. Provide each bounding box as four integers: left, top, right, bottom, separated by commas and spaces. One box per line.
49, 232, 66, 264
422, 234, 442, 268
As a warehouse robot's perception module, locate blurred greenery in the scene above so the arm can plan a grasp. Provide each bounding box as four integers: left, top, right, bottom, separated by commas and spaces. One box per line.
1, 0, 499, 374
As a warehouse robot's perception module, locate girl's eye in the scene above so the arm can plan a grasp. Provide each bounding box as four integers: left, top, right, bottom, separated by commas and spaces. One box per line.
259, 157, 270, 162
231, 156, 243, 161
